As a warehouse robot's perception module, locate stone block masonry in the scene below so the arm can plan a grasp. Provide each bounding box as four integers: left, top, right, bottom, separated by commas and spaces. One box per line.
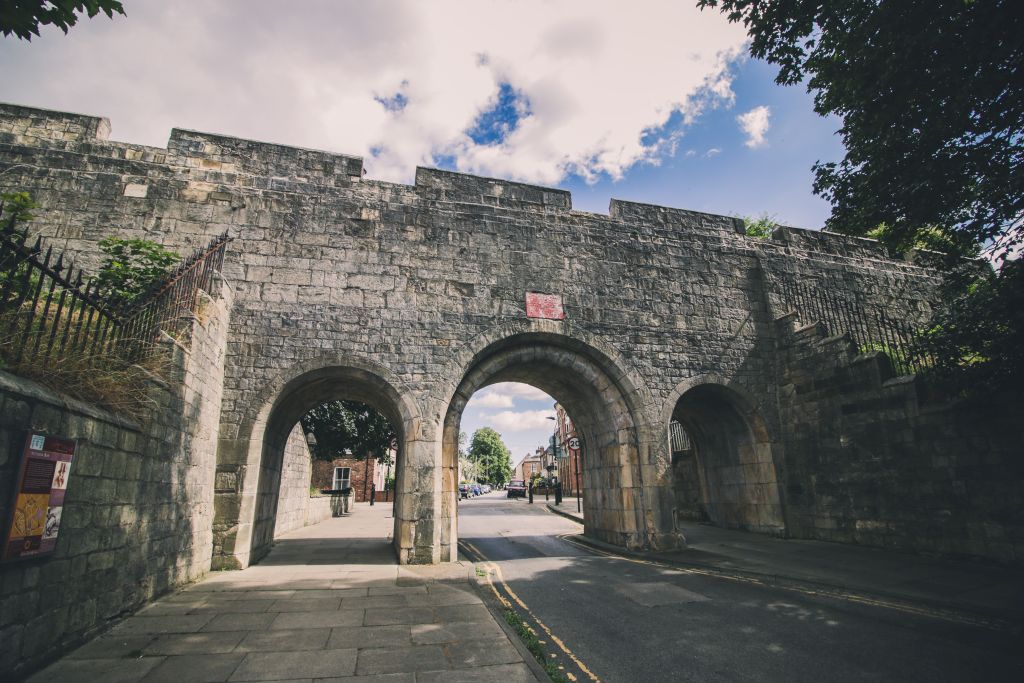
0, 279, 232, 677
772, 313, 1024, 562
272, 425, 333, 536
1, 101, 1019, 579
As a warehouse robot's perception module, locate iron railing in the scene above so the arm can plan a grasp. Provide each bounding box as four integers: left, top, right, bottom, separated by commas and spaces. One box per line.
0, 212, 229, 368
779, 279, 931, 376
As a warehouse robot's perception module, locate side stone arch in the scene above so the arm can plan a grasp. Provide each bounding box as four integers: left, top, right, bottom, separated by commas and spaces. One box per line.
663, 375, 787, 536
213, 353, 432, 569
437, 321, 682, 553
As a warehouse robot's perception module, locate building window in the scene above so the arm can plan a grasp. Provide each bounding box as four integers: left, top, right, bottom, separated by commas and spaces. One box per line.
333, 467, 351, 490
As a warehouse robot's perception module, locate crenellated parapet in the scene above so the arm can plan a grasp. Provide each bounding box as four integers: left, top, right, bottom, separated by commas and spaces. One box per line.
0, 102, 110, 146
414, 166, 572, 211
167, 128, 364, 185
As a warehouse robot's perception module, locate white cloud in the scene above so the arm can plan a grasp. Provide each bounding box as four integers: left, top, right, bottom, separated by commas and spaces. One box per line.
486, 383, 552, 402
737, 105, 771, 148
479, 409, 557, 432
469, 391, 514, 409
0, 1, 749, 187
705, 148, 721, 158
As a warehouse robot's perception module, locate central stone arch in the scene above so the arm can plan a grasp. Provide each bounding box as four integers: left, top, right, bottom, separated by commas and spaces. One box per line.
213, 355, 430, 569
441, 325, 684, 553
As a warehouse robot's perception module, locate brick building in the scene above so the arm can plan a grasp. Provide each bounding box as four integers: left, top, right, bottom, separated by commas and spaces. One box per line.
554, 403, 583, 499
311, 456, 387, 503
515, 448, 545, 482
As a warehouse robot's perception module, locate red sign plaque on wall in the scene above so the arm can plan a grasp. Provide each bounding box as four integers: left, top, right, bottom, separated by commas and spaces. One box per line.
526, 292, 565, 320
2, 434, 76, 562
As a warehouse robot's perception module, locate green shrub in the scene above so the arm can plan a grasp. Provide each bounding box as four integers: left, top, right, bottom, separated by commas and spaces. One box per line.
743, 213, 777, 239
96, 237, 181, 305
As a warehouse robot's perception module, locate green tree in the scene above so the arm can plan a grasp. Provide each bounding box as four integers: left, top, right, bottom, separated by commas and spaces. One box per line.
912, 260, 1024, 396
467, 427, 512, 486
1, 0, 125, 41
1, 191, 38, 223
697, 0, 1023, 261
95, 237, 180, 305
300, 400, 396, 463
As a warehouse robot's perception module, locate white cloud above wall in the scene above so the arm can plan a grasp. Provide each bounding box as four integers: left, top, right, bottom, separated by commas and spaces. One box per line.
0, 0, 749, 187
471, 391, 515, 409
477, 409, 558, 432
737, 105, 771, 148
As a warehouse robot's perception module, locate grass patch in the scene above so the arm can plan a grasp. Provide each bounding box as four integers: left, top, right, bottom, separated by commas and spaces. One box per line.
503, 608, 567, 683
1, 308, 173, 421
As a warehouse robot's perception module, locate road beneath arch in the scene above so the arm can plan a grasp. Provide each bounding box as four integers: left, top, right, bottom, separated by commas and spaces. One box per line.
458, 493, 1022, 682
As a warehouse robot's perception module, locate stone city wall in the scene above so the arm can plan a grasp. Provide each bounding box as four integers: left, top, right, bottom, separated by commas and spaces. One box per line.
773, 313, 1024, 562
273, 426, 332, 537
0, 103, 958, 566
0, 280, 231, 678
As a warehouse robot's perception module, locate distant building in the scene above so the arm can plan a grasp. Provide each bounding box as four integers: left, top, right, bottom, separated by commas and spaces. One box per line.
515, 448, 545, 481
554, 403, 582, 498
311, 452, 390, 502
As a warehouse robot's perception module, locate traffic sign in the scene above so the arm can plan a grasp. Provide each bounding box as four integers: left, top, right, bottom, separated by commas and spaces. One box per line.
567, 437, 581, 452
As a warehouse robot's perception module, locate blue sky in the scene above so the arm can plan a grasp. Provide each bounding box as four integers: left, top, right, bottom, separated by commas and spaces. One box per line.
559, 59, 845, 228
0, 1, 850, 454
461, 384, 558, 470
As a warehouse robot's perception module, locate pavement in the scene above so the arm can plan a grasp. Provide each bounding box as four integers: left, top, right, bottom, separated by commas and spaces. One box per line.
28, 503, 544, 683
547, 502, 1024, 626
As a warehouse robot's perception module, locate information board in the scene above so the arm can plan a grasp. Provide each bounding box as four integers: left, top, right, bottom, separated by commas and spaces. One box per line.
3, 433, 76, 562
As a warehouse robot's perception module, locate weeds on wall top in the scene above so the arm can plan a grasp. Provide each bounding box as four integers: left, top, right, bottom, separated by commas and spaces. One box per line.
743, 214, 777, 239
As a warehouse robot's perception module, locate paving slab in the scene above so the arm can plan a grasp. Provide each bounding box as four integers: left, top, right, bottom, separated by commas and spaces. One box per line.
416, 663, 539, 683
363, 607, 435, 626
27, 656, 165, 682
64, 634, 157, 659
410, 620, 504, 645
270, 609, 364, 629
268, 597, 342, 612
446, 637, 524, 668
326, 624, 412, 650
202, 612, 279, 632
228, 648, 358, 681
110, 614, 215, 634
432, 604, 494, 623
143, 632, 247, 655
355, 644, 450, 675
143, 653, 246, 682
234, 628, 331, 652
26, 504, 540, 682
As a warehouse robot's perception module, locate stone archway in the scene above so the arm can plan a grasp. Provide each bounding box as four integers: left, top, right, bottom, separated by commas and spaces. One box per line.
669, 382, 785, 535
212, 357, 429, 569
441, 330, 683, 555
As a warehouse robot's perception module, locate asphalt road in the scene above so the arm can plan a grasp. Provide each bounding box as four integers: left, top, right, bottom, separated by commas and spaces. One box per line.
457, 492, 1023, 683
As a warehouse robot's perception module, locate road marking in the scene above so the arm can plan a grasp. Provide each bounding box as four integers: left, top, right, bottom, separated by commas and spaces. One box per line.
460, 540, 601, 682
555, 534, 1011, 632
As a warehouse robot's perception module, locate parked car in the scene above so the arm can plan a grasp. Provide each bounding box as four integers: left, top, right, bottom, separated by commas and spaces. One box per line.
507, 479, 527, 498
481, 484, 492, 494
458, 482, 470, 499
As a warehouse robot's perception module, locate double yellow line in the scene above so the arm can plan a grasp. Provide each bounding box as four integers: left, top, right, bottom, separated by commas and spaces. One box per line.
460, 540, 601, 683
